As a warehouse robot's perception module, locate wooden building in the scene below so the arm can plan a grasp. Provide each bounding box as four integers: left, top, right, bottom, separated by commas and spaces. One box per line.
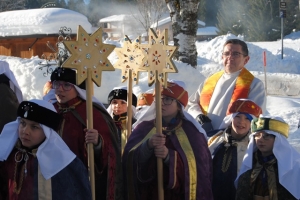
0, 8, 92, 59
0, 34, 78, 59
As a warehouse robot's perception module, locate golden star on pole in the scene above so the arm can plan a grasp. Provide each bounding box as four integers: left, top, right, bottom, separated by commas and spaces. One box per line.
62, 25, 115, 86
113, 36, 146, 84
140, 28, 178, 87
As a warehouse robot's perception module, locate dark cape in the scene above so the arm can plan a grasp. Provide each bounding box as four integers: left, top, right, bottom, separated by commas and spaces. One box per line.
0, 82, 19, 133
0, 144, 91, 200
113, 112, 136, 155
208, 128, 250, 200
123, 118, 213, 200
236, 151, 296, 200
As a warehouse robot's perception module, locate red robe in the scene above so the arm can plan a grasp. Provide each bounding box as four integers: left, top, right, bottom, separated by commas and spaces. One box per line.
54, 97, 122, 200
123, 118, 213, 200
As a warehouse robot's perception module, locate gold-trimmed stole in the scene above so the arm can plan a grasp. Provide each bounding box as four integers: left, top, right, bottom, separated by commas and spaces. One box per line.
199, 68, 254, 115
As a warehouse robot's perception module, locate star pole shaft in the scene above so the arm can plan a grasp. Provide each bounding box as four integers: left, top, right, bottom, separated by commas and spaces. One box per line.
127, 69, 133, 142
155, 71, 164, 200
86, 68, 96, 200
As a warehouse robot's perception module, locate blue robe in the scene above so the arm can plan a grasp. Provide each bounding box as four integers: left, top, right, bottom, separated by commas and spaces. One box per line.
0, 145, 92, 200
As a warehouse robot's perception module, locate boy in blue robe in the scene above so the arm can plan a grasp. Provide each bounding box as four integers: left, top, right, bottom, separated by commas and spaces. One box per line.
0, 99, 91, 200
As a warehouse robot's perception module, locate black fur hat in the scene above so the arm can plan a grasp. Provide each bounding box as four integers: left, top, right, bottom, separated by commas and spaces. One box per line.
107, 87, 137, 106
17, 100, 61, 131
50, 67, 86, 90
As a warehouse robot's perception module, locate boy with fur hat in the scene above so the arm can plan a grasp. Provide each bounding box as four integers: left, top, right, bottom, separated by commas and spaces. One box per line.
235, 116, 300, 200
123, 80, 213, 200
43, 67, 122, 200
107, 87, 137, 155
0, 99, 91, 199
208, 98, 262, 200
107, 86, 137, 154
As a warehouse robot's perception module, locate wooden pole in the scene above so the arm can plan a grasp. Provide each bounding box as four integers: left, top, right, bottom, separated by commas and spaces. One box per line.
62, 26, 116, 200
86, 68, 96, 200
127, 69, 133, 140
263, 51, 268, 96
155, 71, 164, 200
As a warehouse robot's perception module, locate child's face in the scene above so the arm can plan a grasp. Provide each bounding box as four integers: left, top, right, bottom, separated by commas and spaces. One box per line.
18, 118, 46, 149
254, 131, 275, 157
54, 81, 78, 103
161, 95, 179, 121
231, 113, 251, 139
111, 99, 127, 115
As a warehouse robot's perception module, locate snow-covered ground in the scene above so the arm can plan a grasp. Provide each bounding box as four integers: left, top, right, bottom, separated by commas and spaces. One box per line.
1, 8, 300, 151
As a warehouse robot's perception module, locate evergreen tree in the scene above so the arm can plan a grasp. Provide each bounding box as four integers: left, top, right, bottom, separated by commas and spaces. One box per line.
67, 0, 87, 16
0, 0, 27, 11
86, 0, 105, 27
25, 0, 40, 8
205, 0, 221, 26
282, 0, 300, 35
197, 0, 206, 22
56, 0, 67, 8
244, 0, 281, 41
217, 0, 248, 37
217, 0, 300, 42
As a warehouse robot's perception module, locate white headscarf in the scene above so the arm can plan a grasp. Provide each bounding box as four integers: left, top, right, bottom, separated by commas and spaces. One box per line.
132, 80, 207, 138
0, 61, 23, 103
0, 99, 76, 180
235, 116, 300, 199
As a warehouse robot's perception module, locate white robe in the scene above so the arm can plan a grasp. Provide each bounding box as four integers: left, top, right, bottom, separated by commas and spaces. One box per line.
186, 69, 266, 130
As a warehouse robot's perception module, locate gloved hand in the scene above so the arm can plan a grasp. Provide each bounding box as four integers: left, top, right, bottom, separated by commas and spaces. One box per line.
196, 114, 213, 133
196, 114, 211, 125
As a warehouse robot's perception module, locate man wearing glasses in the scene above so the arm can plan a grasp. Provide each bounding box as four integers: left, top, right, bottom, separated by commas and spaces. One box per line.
186, 39, 266, 134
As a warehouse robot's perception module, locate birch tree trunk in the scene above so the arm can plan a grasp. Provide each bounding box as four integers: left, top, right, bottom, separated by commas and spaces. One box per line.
165, 0, 199, 67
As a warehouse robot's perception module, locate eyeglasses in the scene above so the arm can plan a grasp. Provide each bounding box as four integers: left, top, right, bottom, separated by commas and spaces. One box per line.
253, 132, 275, 140
222, 51, 247, 58
161, 97, 175, 105
52, 80, 74, 91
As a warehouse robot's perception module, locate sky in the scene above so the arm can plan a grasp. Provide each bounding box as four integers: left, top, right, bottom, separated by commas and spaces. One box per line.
1, 8, 300, 151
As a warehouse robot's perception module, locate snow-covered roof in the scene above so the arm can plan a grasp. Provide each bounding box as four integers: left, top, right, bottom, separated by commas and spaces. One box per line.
99, 15, 134, 23
197, 26, 219, 36
151, 17, 171, 28
197, 20, 206, 26
0, 8, 92, 37
151, 17, 206, 28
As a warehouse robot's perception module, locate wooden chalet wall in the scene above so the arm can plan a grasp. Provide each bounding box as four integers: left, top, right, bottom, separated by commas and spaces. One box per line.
0, 35, 76, 59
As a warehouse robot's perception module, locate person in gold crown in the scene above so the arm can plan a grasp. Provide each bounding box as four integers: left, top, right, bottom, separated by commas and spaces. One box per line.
106, 86, 137, 155
123, 80, 213, 200
235, 116, 300, 200
208, 98, 262, 200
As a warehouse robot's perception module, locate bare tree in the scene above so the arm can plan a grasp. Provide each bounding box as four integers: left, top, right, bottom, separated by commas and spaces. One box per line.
131, 0, 167, 36
166, 0, 200, 67
0, 0, 26, 11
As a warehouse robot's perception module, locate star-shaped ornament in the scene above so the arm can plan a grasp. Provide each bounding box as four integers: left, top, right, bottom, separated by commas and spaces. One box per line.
140, 28, 178, 87
113, 36, 146, 84
255, 118, 265, 129
62, 25, 115, 86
